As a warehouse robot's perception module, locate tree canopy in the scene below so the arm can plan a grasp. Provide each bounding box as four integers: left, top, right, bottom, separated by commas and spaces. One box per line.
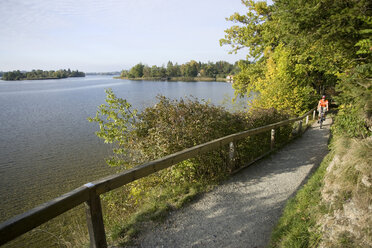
221, 0, 371, 121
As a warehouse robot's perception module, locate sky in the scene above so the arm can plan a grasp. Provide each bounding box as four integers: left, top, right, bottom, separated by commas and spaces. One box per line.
0, 0, 267, 72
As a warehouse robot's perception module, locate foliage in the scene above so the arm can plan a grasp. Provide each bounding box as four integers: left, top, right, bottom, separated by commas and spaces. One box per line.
89, 90, 294, 173
88, 89, 137, 168
332, 104, 371, 138
1, 69, 85, 80
120, 60, 240, 79
220, 0, 271, 59
334, 58, 372, 138
221, 0, 372, 118
89, 90, 296, 245
127, 63, 144, 78
237, 44, 317, 115
332, 10, 372, 137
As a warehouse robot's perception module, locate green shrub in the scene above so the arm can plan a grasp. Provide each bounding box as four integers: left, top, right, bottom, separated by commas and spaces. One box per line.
332, 104, 371, 138
89, 90, 295, 245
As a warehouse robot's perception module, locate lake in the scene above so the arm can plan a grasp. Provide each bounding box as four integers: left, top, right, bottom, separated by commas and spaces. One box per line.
0, 75, 242, 223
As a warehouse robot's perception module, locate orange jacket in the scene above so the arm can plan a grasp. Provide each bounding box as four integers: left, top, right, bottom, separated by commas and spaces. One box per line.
319, 99, 328, 107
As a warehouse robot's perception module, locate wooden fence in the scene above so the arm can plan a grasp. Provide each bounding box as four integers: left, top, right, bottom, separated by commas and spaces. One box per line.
0, 109, 316, 247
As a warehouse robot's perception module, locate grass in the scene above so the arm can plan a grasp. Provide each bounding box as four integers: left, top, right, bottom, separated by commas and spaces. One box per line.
101, 180, 215, 246
268, 150, 333, 248
321, 136, 372, 247
337, 231, 356, 248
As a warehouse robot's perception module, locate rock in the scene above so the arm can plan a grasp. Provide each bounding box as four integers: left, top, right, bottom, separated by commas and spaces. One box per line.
361, 175, 371, 188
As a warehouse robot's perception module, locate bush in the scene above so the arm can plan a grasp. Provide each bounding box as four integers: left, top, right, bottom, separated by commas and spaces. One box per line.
235, 107, 292, 166
90, 90, 293, 181
332, 104, 371, 138
89, 90, 295, 245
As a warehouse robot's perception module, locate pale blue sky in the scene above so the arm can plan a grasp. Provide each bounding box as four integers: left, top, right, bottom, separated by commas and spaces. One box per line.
0, 0, 268, 72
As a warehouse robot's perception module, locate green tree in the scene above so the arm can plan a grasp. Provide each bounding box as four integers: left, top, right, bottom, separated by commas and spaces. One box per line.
221, 0, 371, 118
202, 63, 217, 78
173, 63, 181, 77
182, 60, 198, 77
220, 0, 271, 60
166, 61, 178, 77
150, 65, 160, 77
143, 65, 151, 78
159, 66, 167, 78
128, 63, 144, 78
215, 61, 233, 77
120, 70, 128, 78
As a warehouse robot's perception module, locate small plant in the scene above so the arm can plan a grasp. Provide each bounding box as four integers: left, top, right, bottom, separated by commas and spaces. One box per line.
337, 231, 356, 248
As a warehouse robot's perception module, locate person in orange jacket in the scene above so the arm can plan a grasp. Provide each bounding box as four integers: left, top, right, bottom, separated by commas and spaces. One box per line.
317, 95, 329, 123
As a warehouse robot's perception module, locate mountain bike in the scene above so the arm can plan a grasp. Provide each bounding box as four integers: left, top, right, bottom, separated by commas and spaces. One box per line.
319, 107, 326, 129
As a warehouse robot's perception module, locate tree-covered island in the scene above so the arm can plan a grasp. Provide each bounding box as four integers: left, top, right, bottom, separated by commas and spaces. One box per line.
118, 60, 242, 82
1, 69, 85, 81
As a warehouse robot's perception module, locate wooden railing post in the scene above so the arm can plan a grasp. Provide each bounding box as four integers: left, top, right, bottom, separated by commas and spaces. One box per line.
298, 120, 303, 134
271, 129, 275, 150
306, 115, 309, 125
229, 141, 236, 168
313, 110, 316, 120
84, 183, 107, 248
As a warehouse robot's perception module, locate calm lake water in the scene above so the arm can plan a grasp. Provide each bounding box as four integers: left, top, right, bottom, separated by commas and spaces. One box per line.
0, 75, 241, 223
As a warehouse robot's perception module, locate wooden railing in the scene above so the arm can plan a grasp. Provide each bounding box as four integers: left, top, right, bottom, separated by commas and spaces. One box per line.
0, 109, 316, 247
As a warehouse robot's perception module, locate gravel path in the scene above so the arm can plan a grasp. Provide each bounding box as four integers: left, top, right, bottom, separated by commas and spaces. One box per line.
129, 119, 331, 248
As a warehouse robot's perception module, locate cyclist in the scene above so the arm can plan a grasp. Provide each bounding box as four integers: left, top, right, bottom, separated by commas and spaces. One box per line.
317, 95, 329, 123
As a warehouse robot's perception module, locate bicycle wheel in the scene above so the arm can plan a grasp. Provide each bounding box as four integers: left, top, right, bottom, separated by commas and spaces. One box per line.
319, 108, 324, 129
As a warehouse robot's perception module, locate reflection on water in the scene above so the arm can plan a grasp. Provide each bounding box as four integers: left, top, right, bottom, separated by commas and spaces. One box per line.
0, 76, 242, 223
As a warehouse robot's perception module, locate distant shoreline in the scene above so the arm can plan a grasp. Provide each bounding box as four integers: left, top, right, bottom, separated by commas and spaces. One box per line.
1, 69, 85, 81
1, 76, 85, 81
114, 76, 231, 83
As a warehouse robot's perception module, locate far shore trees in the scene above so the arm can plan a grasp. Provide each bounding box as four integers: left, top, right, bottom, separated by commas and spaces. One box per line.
1, 69, 85, 81
120, 60, 240, 79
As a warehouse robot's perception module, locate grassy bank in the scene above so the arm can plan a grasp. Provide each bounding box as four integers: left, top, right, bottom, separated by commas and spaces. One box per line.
102, 180, 213, 245
114, 76, 228, 82
269, 123, 372, 247
269, 148, 332, 247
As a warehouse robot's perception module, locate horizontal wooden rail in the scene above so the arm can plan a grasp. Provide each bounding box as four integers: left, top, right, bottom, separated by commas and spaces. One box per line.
0, 186, 90, 244
0, 108, 314, 247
